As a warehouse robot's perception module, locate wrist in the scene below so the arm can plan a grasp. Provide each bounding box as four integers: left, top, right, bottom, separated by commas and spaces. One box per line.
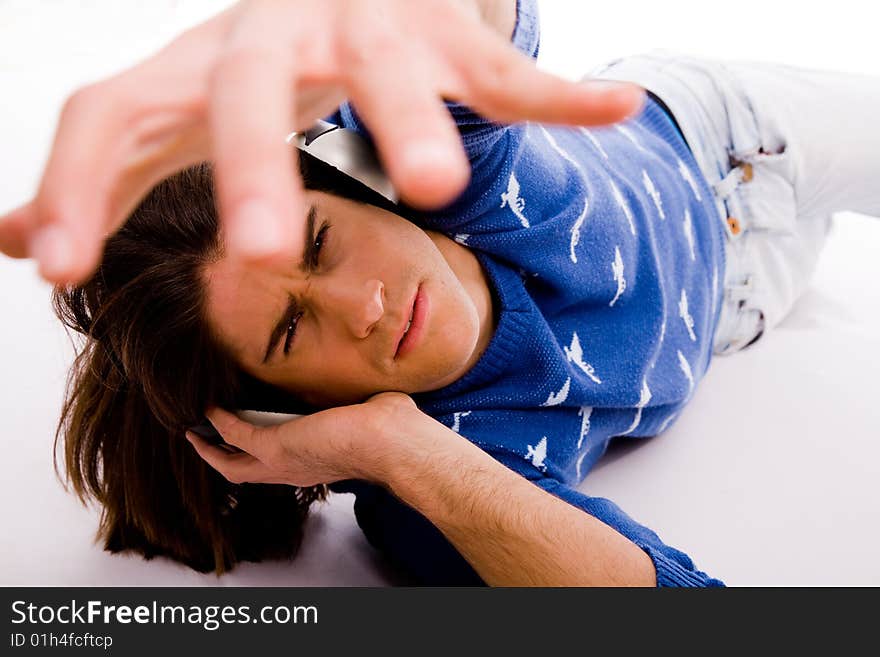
367, 403, 486, 495
344, 392, 443, 485
373, 410, 447, 489
377, 413, 503, 511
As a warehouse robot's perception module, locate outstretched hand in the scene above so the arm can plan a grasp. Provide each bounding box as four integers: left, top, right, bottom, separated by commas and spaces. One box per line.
0, 0, 644, 286
187, 391, 425, 488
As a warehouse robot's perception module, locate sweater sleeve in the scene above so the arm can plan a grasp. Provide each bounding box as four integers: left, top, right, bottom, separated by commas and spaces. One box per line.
325, 0, 540, 163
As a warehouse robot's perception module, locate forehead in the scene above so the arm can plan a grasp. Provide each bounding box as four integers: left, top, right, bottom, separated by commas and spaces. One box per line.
202, 253, 295, 368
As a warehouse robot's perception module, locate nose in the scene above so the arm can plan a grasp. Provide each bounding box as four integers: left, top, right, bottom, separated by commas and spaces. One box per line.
314, 278, 385, 339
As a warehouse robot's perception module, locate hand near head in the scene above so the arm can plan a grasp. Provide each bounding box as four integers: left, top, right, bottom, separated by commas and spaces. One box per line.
187, 392, 424, 487
0, 0, 644, 286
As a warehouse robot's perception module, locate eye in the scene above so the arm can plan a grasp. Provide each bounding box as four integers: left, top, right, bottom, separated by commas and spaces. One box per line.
284, 221, 332, 355
308, 221, 331, 269
283, 311, 303, 355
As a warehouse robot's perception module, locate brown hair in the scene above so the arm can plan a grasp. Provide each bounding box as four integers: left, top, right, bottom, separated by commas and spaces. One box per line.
50, 152, 405, 574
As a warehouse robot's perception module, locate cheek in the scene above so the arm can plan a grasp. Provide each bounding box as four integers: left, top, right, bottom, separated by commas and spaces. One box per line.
380, 221, 438, 261
302, 326, 364, 376
288, 345, 377, 406
429, 282, 479, 352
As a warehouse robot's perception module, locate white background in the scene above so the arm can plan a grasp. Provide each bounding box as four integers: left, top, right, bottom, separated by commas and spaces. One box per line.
1, 1, 878, 586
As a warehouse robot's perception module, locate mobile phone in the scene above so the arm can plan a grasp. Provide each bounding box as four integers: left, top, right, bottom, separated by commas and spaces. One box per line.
187, 410, 304, 452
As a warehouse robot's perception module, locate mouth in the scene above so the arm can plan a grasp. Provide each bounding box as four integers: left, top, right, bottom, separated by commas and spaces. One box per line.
394, 282, 427, 360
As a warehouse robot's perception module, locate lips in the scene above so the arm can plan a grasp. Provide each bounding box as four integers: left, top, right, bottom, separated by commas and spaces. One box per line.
394, 283, 426, 360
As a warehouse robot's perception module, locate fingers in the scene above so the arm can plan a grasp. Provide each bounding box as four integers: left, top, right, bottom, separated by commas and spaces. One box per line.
0, 202, 38, 259
204, 406, 280, 465
460, 37, 645, 127
10, 11, 227, 285
343, 45, 470, 209
13, 0, 647, 287
25, 79, 210, 284
208, 3, 306, 264
22, 84, 128, 284
185, 431, 280, 484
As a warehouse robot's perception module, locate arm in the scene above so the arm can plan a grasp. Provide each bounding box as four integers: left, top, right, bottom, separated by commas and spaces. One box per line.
373, 414, 657, 586
363, 407, 719, 586
194, 394, 722, 586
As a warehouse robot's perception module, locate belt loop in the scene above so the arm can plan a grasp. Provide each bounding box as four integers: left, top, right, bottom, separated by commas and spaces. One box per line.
712, 162, 752, 200
724, 275, 754, 304
712, 167, 742, 200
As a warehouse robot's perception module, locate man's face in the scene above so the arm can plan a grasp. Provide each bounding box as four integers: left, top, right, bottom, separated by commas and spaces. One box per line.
203, 190, 491, 408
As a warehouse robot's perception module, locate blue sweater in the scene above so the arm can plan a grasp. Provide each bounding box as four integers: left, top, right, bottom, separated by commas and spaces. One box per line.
328, 0, 727, 587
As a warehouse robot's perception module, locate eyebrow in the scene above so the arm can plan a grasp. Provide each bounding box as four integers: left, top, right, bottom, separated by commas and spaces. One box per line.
261, 205, 317, 365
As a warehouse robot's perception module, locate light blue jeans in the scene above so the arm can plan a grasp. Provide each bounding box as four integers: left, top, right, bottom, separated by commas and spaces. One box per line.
593, 52, 880, 354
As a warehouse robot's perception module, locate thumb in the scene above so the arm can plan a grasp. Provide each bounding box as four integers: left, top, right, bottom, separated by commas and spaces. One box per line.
365, 391, 418, 409
205, 406, 274, 461
30, 222, 105, 285
364, 391, 418, 410
0, 202, 38, 259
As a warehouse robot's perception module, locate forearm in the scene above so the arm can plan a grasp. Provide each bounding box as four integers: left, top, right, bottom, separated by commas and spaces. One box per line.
376, 417, 657, 587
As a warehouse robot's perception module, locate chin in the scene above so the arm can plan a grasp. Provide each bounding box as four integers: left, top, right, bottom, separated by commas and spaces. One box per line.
421, 333, 481, 392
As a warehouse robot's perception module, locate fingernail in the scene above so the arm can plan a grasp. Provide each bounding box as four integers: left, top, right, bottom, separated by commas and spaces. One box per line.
30, 226, 74, 275
185, 431, 195, 442
229, 200, 285, 259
